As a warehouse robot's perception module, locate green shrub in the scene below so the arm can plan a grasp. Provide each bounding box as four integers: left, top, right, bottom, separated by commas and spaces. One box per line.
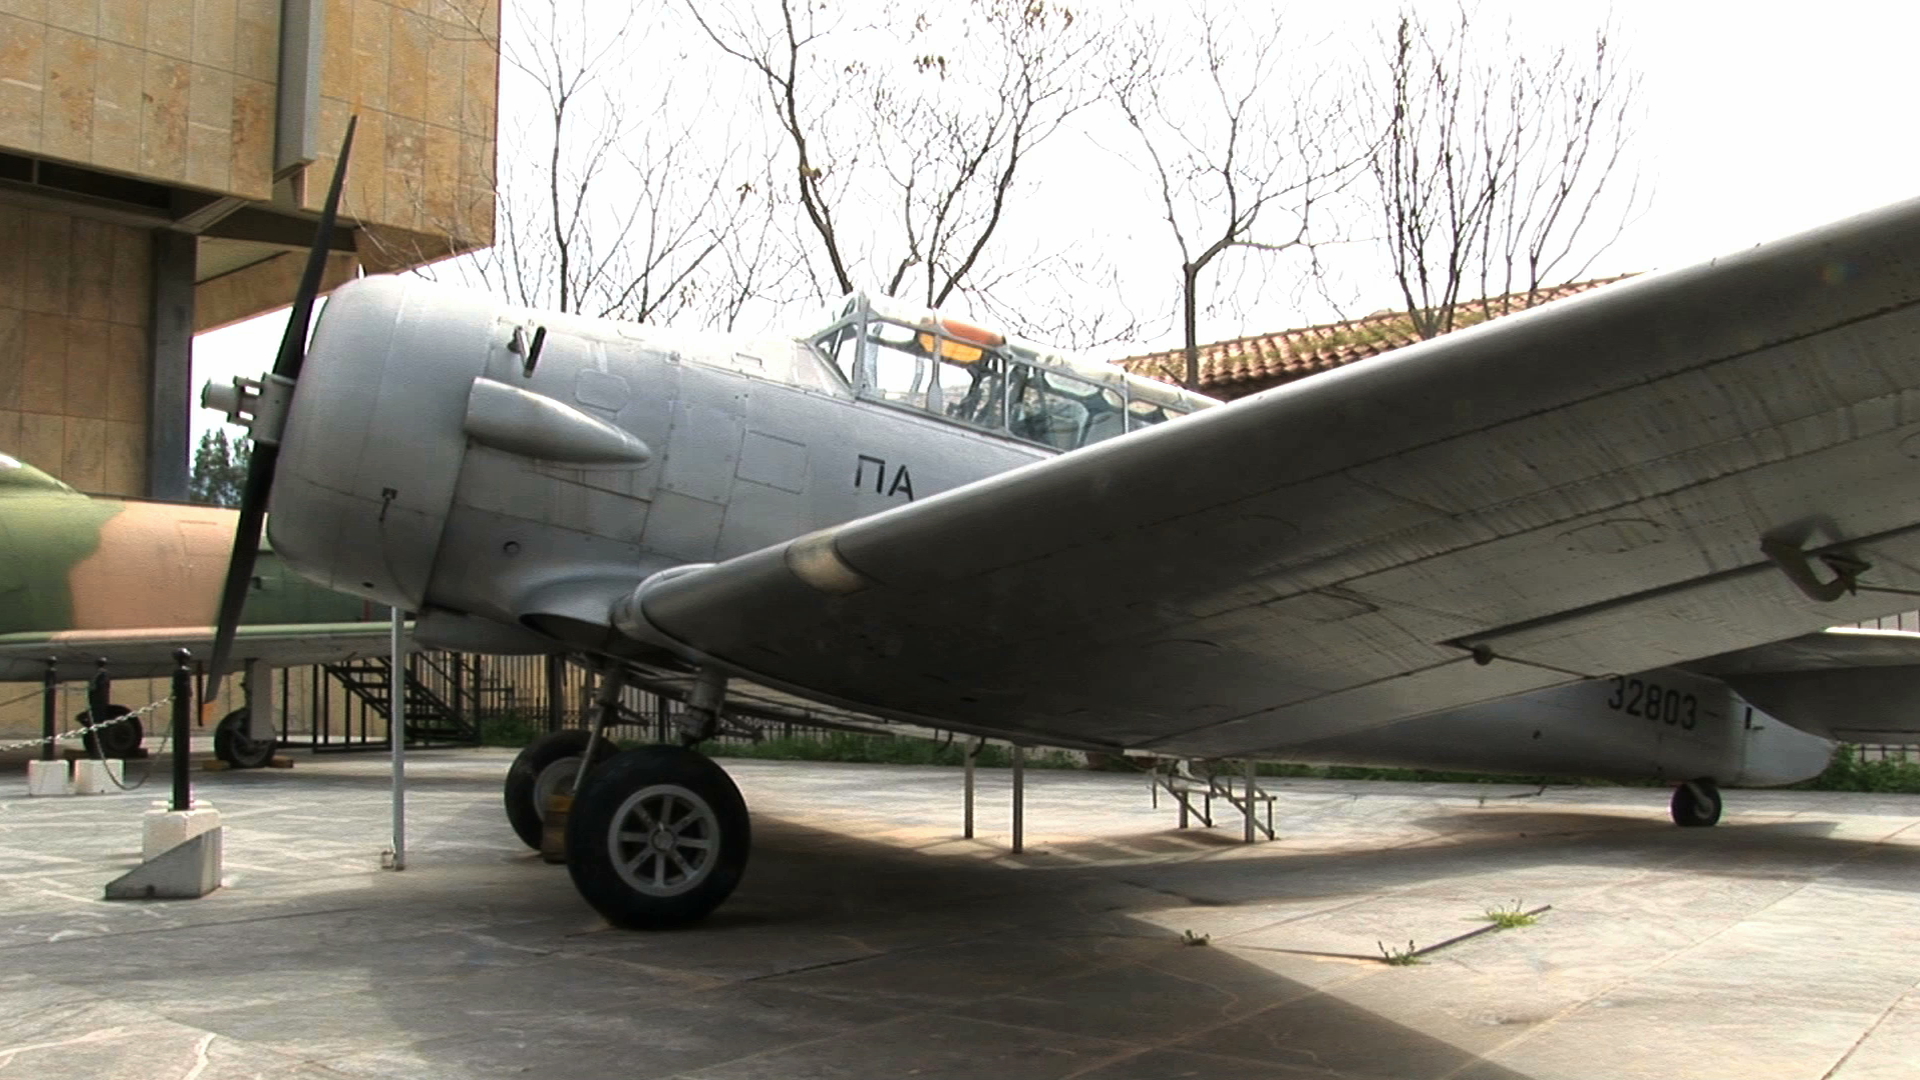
1793, 745, 1920, 793
478, 711, 545, 748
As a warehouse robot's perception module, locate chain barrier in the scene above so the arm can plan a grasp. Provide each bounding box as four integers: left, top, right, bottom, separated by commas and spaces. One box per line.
0, 695, 174, 754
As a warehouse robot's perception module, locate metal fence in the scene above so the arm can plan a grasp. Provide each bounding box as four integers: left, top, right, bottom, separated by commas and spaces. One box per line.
270, 651, 858, 752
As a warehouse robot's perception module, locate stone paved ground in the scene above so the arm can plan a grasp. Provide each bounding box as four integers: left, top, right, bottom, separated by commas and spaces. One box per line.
1, 750, 1916, 1079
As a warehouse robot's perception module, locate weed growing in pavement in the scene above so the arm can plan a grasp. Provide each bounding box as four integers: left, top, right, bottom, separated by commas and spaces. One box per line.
1483, 900, 1540, 929
1377, 940, 1423, 966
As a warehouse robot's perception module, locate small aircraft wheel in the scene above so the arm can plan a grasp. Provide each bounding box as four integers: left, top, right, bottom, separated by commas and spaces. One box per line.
565, 745, 750, 929
504, 729, 617, 850
79, 705, 139, 758
1670, 778, 1723, 827
214, 708, 277, 769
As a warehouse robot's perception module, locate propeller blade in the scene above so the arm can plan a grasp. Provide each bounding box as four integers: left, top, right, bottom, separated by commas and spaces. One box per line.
206, 117, 358, 700
272, 115, 357, 382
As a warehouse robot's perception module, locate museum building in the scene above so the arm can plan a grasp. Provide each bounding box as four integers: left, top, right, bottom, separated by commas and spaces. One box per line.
0, 0, 499, 496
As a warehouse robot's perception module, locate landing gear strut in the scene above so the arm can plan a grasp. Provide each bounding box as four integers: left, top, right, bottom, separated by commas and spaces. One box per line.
1670, 778, 1722, 827
563, 668, 750, 928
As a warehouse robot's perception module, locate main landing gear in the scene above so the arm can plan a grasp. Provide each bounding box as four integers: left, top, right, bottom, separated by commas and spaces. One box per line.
503, 666, 751, 929
1670, 778, 1723, 827
565, 744, 750, 929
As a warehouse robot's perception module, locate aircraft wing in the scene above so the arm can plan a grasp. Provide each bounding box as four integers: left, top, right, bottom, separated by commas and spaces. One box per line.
1687, 627, 1920, 675
619, 196, 1920, 760
0, 623, 395, 681
618, 199, 1920, 757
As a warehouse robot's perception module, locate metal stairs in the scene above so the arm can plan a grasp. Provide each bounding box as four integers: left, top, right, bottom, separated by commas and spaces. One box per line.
322, 654, 483, 747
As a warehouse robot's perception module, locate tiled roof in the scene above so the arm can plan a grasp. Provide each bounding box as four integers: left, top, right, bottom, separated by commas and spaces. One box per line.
1116, 275, 1635, 398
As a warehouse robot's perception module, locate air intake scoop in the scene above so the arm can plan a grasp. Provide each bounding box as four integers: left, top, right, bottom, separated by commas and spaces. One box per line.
462, 377, 652, 465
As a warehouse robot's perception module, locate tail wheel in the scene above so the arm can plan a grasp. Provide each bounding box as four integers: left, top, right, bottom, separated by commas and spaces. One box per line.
565, 745, 750, 929
79, 706, 139, 758
1670, 778, 1723, 827
504, 729, 617, 850
214, 708, 277, 769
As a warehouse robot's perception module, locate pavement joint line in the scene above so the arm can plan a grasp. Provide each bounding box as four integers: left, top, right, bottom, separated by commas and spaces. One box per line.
1817, 976, 1920, 1080
0, 905, 376, 952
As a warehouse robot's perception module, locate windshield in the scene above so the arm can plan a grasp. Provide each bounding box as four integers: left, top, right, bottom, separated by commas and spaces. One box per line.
807, 293, 1214, 451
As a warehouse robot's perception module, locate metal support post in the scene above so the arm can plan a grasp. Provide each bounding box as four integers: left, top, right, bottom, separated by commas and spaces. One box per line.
1011, 744, 1025, 854
1243, 759, 1257, 843
88, 658, 111, 729
544, 653, 565, 734
472, 655, 485, 745
40, 659, 55, 762
388, 609, 406, 870
170, 650, 191, 812
453, 652, 469, 743
963, 739, 978, 839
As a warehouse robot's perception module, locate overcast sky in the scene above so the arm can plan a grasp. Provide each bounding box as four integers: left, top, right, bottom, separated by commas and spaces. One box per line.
193, 0, 1920, 444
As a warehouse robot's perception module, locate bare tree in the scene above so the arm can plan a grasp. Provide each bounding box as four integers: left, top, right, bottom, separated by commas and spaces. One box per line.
1364, 4, 1643, 340
411, 0, 784, 328
1110, 5, 1360, 389
686, 0, 1111, 316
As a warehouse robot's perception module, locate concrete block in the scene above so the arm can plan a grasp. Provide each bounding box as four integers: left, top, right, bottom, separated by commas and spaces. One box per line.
105, 827, 221, 900
142, 804, 219, 862
26, 759, 69, 796
72, 758, 123, 794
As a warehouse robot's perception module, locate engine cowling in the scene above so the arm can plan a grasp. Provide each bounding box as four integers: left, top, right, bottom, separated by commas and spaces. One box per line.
268, 276, 497, 612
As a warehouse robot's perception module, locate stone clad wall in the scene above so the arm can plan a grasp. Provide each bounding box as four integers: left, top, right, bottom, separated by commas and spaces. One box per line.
313, 0, 498, 270
0, 0, 280, 200
0, 0, 498, 254
0, 202, 150, 495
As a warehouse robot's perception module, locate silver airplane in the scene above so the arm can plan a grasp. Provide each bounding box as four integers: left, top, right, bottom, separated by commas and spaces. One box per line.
200, 134, 1920, 927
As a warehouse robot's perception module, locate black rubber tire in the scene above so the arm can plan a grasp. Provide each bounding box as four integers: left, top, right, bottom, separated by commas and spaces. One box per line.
214, 708, 277, 769
504, 730, 617, 850
79, 705, 139, 758
1670, 779, 1723, 827
565, 745, 751, 930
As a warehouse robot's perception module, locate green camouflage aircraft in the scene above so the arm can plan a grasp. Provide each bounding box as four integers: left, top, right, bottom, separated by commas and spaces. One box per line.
0, 451, 390, 762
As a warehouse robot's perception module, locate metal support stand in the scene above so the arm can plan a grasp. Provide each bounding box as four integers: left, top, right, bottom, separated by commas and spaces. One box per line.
1011, 744, 1025, 854
387, 609, 406, 870
170, 650, 191, 812
1243, 759, 1257, 844
963, 739, 979, 839
40, 658, 56, 761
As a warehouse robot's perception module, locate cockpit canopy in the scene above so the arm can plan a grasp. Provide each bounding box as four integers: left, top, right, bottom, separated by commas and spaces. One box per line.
0, 452, 75, 495
807, 293, 1215, 452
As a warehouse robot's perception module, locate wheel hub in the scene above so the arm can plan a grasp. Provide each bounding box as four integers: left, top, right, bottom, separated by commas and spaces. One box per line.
532, 756, 584, 821
608, 783, 720, 897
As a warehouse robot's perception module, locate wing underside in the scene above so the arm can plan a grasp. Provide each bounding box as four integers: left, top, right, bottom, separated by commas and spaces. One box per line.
624, 197, 1920, 759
